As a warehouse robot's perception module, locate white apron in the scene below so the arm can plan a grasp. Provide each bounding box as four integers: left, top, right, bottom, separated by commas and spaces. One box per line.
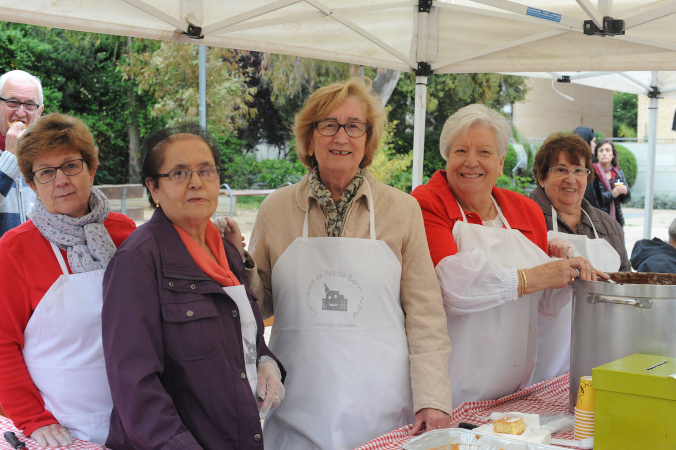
222, 284, 258, 396
531, 207, 621, 383
448, 197, 552, 407
263, 180, 413, 450
22, 243, 112, 444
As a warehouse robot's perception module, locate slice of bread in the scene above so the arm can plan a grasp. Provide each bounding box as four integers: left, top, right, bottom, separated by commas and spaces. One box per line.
493, 416, 526, 435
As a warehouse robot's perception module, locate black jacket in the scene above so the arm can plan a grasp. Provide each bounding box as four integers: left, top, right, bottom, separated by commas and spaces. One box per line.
630, 237, 676, 273
591, 166, 631, 227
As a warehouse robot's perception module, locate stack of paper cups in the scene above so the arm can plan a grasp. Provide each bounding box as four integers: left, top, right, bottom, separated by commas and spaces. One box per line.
574, 375, 595, 440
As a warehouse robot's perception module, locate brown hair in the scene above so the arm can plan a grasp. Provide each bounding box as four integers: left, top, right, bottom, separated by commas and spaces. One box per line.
594, 140, 619, 167
16, 113, 98, 183
141, 123, 221, 207
293, 77, 386, 169
532, 132, 594, 184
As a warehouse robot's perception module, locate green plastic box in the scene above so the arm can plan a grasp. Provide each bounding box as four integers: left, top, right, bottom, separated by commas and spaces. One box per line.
592, 353, 676, 450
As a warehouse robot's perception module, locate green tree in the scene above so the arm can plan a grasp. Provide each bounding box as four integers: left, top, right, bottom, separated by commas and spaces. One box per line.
120, 42, 256, 139
613, 92, 637, 138
616, 144, 637, 187
386, 73, 528, 179
1, 22, 162, 183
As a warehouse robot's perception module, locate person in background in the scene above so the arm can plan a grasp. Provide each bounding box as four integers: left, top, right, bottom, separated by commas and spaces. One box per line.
0, 70, 43, 236
249, 78, 452, 449
590, 140, 631, 228
412, 104, 606, 408
529, 132, 630, 384
0, 113, 136, 447
631, 218, 676, 273
573, 126, 599, 208
102, 123, 284, 450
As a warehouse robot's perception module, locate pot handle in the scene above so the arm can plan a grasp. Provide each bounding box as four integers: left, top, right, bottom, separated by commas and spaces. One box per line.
588, 294, 653, 309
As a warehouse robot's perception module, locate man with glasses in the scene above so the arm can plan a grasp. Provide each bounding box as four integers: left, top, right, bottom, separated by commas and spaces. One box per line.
0, 70, 44, 236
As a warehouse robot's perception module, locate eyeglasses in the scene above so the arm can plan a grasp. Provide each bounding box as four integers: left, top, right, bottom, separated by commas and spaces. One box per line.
314, 120, 370, 138
32, 159, 86, 184
0, 96, 40, 112
154, 165, 221, 184
548, 166, 591, 178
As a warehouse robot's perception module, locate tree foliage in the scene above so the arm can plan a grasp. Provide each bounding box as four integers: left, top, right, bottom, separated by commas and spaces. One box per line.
613, 92, 637, 138
120, 42, 256, 138
386, 73, 528, 178
2, 23, 529, 189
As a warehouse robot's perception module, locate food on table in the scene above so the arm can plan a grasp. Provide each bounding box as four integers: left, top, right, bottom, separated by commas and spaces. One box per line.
493, 417, 526, 435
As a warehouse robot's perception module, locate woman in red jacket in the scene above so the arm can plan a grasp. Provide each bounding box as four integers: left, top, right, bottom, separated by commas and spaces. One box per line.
0, 114, 136, 447
411, 104, 606, 408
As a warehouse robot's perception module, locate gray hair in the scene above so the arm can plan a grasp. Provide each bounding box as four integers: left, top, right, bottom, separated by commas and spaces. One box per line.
669, 218, 676, 242
0, 70, 44, 105
439, 104, 510, 160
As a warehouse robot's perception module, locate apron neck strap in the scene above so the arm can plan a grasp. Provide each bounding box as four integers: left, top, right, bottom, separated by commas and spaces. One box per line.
303, 176, 376, 240
551, 206, 599, 239
50, 242, 69, 275
455, 195, 511, 229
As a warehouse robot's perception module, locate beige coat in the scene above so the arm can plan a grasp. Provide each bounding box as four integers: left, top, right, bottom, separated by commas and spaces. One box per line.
249, 169, 453, 415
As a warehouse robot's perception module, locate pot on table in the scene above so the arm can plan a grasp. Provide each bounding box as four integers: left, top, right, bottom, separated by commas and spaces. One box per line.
569, 272, 676, 413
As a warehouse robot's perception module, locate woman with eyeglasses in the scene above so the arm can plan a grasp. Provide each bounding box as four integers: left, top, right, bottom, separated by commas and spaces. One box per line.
101, 123, 284, 450
0, 113, 136, 447
248, 78, 452, 449
528, 132, 630, 384
411, 105, 606, 408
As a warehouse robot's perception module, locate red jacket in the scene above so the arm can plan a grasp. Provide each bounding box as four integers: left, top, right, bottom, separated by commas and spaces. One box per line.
0, 213, 136, 436
411, 170, 548, 266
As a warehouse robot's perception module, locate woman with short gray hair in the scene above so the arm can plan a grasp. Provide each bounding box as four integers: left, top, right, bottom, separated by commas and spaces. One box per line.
413, 104, 606, 407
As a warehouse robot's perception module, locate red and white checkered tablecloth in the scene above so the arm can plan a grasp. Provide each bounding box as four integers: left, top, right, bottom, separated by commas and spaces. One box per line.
355, 373, 578, 450
0, 416, 106, 450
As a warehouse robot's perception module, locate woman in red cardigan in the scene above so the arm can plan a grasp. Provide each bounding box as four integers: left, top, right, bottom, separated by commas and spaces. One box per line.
0, 114, 136, 447
411, 104, 607, 408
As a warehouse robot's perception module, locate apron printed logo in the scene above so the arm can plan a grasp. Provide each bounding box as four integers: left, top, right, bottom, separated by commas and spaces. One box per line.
243, 337, 257, 364
304, 269, 365, 322
321, 283, 348, 311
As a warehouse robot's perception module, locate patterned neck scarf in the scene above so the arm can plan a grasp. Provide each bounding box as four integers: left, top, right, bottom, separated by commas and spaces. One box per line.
31, 186, 116, 274
309, 166, 364, 237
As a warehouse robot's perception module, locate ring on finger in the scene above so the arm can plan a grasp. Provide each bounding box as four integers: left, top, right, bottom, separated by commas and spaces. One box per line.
574, 267, 580, 279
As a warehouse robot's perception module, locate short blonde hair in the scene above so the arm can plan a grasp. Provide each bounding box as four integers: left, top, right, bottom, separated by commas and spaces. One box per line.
17, 113, 98, 183
294, 78, 386, 169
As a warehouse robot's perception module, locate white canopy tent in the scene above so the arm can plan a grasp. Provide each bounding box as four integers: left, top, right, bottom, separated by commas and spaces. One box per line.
510, 71, 676, 238
3, 1, 676, 235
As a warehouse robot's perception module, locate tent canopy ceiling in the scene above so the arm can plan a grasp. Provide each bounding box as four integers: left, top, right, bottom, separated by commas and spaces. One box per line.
509, 71, 676, 98
3, 1, 676, 73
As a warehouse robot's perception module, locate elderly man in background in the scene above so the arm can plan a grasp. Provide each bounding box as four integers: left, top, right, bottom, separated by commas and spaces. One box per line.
631, 218, 676, 273
0, 70, 44, 237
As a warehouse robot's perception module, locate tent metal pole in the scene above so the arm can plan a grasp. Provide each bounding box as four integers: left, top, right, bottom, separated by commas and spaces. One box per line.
643, 90, 658, 239
199, 45, 207, 128
412, 75, 428, 189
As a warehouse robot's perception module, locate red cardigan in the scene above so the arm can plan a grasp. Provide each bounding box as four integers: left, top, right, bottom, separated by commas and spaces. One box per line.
0, 213, 136, 436
411, 170, 548, 266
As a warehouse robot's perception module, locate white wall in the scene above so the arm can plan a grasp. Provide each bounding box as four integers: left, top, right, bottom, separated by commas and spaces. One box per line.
622, 143, 676, 195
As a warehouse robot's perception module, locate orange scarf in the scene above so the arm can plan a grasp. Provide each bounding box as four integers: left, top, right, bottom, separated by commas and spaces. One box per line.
173, 222, 241, 287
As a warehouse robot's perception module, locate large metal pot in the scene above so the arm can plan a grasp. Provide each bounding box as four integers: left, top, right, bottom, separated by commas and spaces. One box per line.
569, 274, 676, 412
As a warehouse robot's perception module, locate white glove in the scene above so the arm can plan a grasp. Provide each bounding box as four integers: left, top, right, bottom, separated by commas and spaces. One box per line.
548, 237, 575, 259
256, 355, 285, 419
30, 423, 74, 447
212, 215, 245, 260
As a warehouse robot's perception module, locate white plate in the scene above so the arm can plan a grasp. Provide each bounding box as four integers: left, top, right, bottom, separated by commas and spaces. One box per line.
403, 428, 562, 450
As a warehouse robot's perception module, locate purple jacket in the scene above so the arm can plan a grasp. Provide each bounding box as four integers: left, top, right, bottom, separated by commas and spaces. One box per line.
102, 208, 284, 450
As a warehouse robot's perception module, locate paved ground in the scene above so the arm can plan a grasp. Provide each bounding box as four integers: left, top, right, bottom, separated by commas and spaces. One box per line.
119, 196, 674, 270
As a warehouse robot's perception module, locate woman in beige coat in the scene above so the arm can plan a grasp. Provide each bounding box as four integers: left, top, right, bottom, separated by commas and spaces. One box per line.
249, 78, 452, 450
